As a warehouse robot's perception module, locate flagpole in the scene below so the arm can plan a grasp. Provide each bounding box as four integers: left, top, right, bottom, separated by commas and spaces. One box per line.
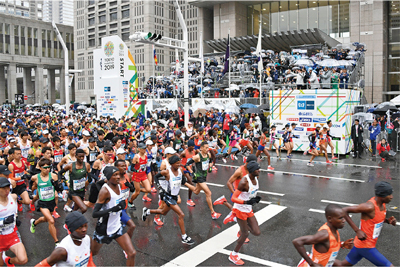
200, 31, 203, 98
259, 18, 262, 106
228, 29, 231, 99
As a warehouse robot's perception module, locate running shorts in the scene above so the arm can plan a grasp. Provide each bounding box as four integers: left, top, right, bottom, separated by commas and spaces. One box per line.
194, 145, 200, 150
93, 226, 125, 244
146, 167, 151, 174
232, 208, 254, 221
37, 199, 57, 213
162, 194, 178, 206
345, 247, 391, 267
132, 172, 147, 182
0, 228, 21, 253
68, 190, 85, 201
193, 175, 206, 184
229, 140, 237, 147
88, 183, 100, 204
239, 140, 249, 147
150, 163, 158, 173
121, 209, 131, 225
257, 145, 265, 151
12, 184, 26, 196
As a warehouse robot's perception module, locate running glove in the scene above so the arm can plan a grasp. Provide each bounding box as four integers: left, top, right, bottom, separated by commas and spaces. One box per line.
124, 181, 135, 192
245, 196, 261, 205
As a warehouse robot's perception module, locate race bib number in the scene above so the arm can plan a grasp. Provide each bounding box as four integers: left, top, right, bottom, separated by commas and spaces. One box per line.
202, 161, 209, 171
121, 188, 130, 200
40, 186, 55, 200
73, 178, 86, 191
21, 148, 29, 158
89, 152, 97, 162
0, 216, 15, 234
54, 154, 63, 163
326, 251, 338, 267
373, 222, 383, 239
74, 256, 90, 267
175, 143, 181, 150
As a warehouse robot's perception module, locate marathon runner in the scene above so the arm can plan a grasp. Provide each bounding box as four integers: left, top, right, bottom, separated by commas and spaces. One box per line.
255, 128, 274, 170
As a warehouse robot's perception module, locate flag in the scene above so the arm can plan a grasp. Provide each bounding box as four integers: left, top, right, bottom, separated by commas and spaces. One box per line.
200, 32, 204, 75
256, 22, 263, 74
223, 34, 230, 75
153, 45, 158, 65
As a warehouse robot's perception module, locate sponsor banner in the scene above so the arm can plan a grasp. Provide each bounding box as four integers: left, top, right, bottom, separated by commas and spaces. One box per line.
313, 118, 327, 123
300, 123, 311, 127
294, 127, 304, 131
299, 118, 312, 122
287, 118, 299, 122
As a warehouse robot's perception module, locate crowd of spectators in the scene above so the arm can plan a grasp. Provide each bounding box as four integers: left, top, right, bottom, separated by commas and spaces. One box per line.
139, 44, 365, 99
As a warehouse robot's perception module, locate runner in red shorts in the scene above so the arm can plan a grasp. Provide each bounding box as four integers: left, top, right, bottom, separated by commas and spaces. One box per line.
0, 177, 28, 267
129, 143, 151, 205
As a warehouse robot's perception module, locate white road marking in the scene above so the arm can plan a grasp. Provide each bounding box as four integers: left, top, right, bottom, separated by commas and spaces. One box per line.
260, 200, 272, 205
162, 204, 287, 267
205, 182, 224, 187
309, 208, 352, 217
219, 248, 290, 267
215, 163, 365, 183
396, 222, 400, 226
258, 190, 285, 197
285, 158, 382, 169
321, 200, 357, 206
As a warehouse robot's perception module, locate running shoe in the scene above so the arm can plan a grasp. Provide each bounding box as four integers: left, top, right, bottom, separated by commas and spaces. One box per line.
142, 207, 148, 221
326, 160, 333, 164
186, 199, 195, 207
55, 241, 60, 248
153, 217, 164, 226
222, 158, 227, 163
30, 219, 36, 234
381, 158, 386, 162
151, 187, 157, 193
223, 211, 236, 224
52, 210, 60, 219
307, 162, 314, 166
213, 195, 227, 206
234, 155, 238, 160
243, 156, 247, 163
237, 232, 250, 243
181, 236, 195, 245
267, 166, 274, 171
29, 201, 35, 211
303, 150, 308, 155
142, 196, 152, 202
332, 156, 338, 160
63, 205, 72, 212
230, 154, 235, 161
212, 166, 218, 171
18, 203, 22, 212
287, 155, 292, 159
123, 251, 128, 259
229, 253, 244, 266
128, 202, 136, 210
3, 256, 15, 267
211, 211, 221, 220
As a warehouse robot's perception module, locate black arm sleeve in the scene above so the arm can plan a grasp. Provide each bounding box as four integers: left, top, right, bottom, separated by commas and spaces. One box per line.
185, 158, 195, 167
92, 203, 122, 218
51, 179, 64, 192
58, 167, 67, 181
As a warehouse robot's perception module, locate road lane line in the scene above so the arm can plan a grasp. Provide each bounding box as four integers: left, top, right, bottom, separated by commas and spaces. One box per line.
309, 208, 352, 217
205, 182, 224, 187
321, 200, 357, 206
260, 200, 272, 205
162, 204, 287, 267
285, 158, 382, 169
215, 163, 365, 183
219, 249, 290, 267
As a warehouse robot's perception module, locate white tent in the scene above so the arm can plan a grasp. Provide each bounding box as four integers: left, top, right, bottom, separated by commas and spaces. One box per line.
390, 95, 400, 107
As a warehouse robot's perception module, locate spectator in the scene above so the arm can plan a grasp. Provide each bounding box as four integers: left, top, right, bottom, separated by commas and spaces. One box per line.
331, 69, 339, 89
339, 69, 349, 89
320, 67, 332, 89
351, 119, 363, 158
308, 69, 320, 89
368, 119, 381, 156
295, 69, 304, 89
377, 138, 391, 162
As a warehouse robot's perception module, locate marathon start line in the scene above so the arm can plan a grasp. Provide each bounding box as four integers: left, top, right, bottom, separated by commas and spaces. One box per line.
162, 204, 288, 267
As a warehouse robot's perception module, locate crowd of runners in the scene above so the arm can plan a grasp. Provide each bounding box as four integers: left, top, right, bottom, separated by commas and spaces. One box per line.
0, 110, 396, 266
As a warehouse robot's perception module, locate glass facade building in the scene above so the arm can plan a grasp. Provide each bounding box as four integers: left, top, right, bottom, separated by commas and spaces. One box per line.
246, 0, 350, 38
389, 0, 400, 94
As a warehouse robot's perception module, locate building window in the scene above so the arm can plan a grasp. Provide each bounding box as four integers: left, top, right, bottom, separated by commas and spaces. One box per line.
122, 9, 129, 19
110, 12, 117, 21
99, 15, 106, 23
99, 4, 106, 9
99, 25, 106, 31
88, 39, 95, 47
88, 18, 95, 26
110, 30, 117, 35
110, 23, 117, 29
121, 32, 129, 41
109, 1, 117, 6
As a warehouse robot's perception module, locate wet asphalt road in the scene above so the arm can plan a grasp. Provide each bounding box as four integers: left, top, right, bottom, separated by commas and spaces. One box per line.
10, 152, 400, 266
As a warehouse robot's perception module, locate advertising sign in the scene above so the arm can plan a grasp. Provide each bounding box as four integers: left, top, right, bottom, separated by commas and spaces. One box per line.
94, 36, 144, 119
270, 89, 360, 154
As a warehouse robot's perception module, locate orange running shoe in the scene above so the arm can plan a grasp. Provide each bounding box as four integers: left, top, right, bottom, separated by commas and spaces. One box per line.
186, 199, 195, 207
151, 187, 157, 193
211, 212, 221, 220
29, 200, 35, 211
213, 196, 227, 206
223, 211, 236, 224
18, 203, 22, 212
153, 217, 164, 226
229, 253, 244, 266
52, 210, 60, 218
4, 256, 15, 267
142, 196, 152, 202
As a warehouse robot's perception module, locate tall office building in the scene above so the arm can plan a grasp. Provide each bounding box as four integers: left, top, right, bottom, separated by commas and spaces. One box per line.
73, 0, 212, 103
43, 0, 74, 26
0, 0, 44, 20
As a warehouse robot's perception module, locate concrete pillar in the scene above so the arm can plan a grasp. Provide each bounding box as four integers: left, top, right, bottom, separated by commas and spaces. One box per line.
0, 66, 5, 103
47, 69, 56, 104
23, 67, 34, 104
60, 67, 65, 104
35, 65, 44, 104
7, 63, 17, 103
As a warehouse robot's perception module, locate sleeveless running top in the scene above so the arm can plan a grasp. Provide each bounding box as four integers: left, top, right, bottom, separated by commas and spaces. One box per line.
181, 149, 194, 167
37, 173, 55, 201
69, 162, 87, 193
195, 153, 209, 178
133, 155, 147, 173
233, 175, 259, 213
56, 235, 91, 267
87, 147, 98, 166
208, 136, 218, 149
173, 138, 183, 151
253, 128, 261, 138
168, 168, 182, 196
0, 194, 17, 235
194, 133, 203, 147
19, 140, 30, 159
54, 149, 64, 164
78, 139, 89, 150
310, 223, 341, 267
119, 173, 131, 207
99, 184, 122, 235
234, 165, 248, 190
10, 161, 26, 185
354, 197, 386, 248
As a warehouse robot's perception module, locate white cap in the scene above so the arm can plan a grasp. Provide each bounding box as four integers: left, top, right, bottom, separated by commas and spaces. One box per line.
254, 121, 260, 126
82, 130, 90, 136
42, 130, 49, 135
315, 124, 321, 128
323, 124, 329, 129
146, 140, 153, 145
116, 148, 127, 155
165, 147, 176, 154
152, 122, 157, 126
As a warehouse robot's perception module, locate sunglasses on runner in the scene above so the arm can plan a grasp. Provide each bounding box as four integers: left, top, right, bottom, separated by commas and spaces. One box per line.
42, 166, 51, 169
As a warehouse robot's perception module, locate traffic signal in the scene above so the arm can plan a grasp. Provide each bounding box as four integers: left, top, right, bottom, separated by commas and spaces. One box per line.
130, 32, 162, 42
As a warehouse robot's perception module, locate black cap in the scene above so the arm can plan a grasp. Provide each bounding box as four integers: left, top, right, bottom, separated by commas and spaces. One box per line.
103, 166, 119, 180
0, 177, 10, 188
375, 181, 393, 197
138, 142, 146, 149
117, 127, 124, 131
65, 211, 88, 233
245, 154, 258, 163
0, 165, 11, 175
40, 137, 49, 143
89, 137, 96, 143
0, 132, 7, 138
247, 161, 260, 174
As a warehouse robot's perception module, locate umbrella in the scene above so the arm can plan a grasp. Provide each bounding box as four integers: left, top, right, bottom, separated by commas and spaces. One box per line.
267, 63, 275, 67
244, 60, 252, 63
212, 103, 225, 111
33, 103, 40, 107
244, 107, 262, 114
372, 105, 398, 115
266, 50, 274, 54
240, 103, 257, 109
52, 103, 60, 107
237, 58, 244, 62
251, 64, 258, 68
158, 119, 168, 127
203, 86, 213, 91
77, 105, 87, 110
203, 78, 213, 83
285, 73, 296, 78
391, 112, 400, 119
193, 108, 207, 118
229, 84, 240, 90
338, 60, 352, 67
318, 59, 340, 67
244, 55, 251, 59
258, 103, 269, 110
224, 105, 240, 114
294, 59, 314, 66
